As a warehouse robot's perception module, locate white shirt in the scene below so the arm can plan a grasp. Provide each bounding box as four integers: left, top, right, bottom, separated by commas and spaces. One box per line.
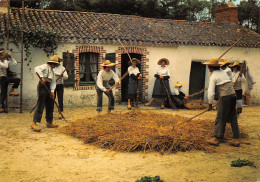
35, 64, 56, 92
208, 69, 231, 104
156, 66, 170, 76
53, 64, 68, 85
8, 57, 17, 67
223, 67, 232, 81
128, 66, 140, 76
0, 57, 17, 77
232, 72, 246, 90
96, 70, 119, 91
0, 59, 8, 77
173, 87, 181, 95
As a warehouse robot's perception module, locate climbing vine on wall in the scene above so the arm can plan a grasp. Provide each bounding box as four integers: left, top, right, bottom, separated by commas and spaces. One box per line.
10, 27, 61, 73
23, 28, 61, 62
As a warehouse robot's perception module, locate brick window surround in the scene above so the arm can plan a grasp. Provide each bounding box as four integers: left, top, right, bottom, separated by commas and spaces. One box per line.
115, 47, 149, 103
72, 45, 106, 90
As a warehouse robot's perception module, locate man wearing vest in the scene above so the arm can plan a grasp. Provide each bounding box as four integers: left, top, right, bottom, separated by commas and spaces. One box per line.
204, 58, 240, 147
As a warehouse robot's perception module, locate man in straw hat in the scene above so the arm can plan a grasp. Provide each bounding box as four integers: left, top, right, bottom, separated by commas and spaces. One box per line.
230, 62, 246, 116
31, 56, 60, 132
219, 59, 232, 80
145, 58, 171, 109
0, 50, 20, 113
53, 55, 68, 119
214, 59, 232, 103
204, 57, 240, 147
96, 60, 119, 115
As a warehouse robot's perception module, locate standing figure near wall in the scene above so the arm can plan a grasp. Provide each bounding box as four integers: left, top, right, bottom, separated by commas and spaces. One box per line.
145, 58, 171, 109
230, 62, 246, 116
214, 59, 232, 103
204, 58, 240, 147
53, 56, 68, 119
31, 56, 60, 132
96, 60, 119, 115
0, 50, 20, 113
219, 59, 232, 80
127, 58, 142, 109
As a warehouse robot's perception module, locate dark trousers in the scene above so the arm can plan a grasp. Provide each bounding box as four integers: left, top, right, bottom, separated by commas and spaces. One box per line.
54, 84, 64, 112
96, 87, 114, 111
0, 76, 20, 109
33, 82, 54, 123
214, 94, 240, 139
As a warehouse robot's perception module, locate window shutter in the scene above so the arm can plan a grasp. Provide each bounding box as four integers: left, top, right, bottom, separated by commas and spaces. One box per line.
105, 53, 116, 63
63, 52, 75, 87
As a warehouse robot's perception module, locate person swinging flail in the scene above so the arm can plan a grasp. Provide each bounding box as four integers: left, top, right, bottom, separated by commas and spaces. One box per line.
204, 58, 240, 147
96, 60, 119, 115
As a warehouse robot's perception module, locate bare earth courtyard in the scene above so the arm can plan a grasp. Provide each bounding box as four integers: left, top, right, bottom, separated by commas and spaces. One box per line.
0, 105, 259, 182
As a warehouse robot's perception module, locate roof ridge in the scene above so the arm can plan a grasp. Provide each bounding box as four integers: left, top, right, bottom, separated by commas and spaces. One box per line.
10, 7, 214, 24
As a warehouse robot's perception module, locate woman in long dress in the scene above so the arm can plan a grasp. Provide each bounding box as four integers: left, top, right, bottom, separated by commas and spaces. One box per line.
127, 58, 142, 109
145, 58, 171, 109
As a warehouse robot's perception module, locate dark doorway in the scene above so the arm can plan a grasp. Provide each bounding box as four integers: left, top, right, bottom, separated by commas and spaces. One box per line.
189, 61, 206, 99
121, 53, 142, 102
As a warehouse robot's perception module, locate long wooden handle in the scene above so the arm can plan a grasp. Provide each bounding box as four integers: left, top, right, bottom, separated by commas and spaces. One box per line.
107, 71, 129, 92
135, 78, 142, 108
36, 73, 67, 122
118, 39, 132, 62
161, 79, 177, 109
188, 104, 217, 121
217, 33, 249, 61
186, 88, 208, 99
233, 61, 246, 87
172, 104, 217, 128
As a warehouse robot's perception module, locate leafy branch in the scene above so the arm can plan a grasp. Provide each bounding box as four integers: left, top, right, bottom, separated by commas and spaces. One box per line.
8, 27, 61, 74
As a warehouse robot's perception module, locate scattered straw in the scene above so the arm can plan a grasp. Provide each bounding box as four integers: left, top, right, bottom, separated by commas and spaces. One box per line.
60, 110, 247, 153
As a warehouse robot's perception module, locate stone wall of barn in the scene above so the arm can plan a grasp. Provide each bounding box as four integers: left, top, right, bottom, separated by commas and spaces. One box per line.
5, 43, 260, 109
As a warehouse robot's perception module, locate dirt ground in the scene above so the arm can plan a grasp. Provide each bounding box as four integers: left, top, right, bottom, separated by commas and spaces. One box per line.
0, 105, 259, 182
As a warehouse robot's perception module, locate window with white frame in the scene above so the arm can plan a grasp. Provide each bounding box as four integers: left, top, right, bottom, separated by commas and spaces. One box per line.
79, 52, 99, 85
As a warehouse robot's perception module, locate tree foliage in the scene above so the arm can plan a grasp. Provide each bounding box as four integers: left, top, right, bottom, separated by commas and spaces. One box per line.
238, 0, 259, 32
9, 0, 260, 32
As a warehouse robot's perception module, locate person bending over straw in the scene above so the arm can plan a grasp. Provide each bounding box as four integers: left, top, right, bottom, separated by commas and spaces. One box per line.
32, 56, 60, 132
96, 60, 119, 115
204, 58, 240, 147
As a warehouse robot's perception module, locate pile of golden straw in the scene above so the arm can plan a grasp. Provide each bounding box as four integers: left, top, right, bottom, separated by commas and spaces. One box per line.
60, 110, 247, 153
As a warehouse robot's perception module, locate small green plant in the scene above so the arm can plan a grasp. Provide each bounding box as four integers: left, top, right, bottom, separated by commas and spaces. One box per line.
231, 158, 256, 168
136, 176, 162, 182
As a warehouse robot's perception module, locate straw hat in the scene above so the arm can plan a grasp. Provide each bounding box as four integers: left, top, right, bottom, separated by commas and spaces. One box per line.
101, 60, 116, 67
47, 56, 60, 64
54, 55, 63, 62
129, 58, 141, 65
0, 50, 12, 57
219, 59, 229, 66
203, 57, 220, 66
174, 81, 185, 87
229, 62, 240, 67
157, 58, 169, 65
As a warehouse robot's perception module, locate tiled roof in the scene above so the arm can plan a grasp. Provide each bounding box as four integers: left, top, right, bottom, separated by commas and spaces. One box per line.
0, 8, 260, 48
